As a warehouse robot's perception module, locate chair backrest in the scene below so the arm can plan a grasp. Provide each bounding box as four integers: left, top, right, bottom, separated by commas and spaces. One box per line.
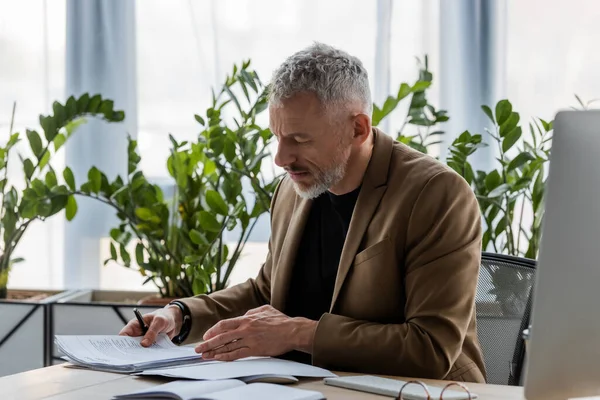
476, 252, 536, 385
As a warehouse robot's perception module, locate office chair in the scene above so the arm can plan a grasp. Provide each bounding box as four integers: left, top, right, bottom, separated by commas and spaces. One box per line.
476, 252, 537, 385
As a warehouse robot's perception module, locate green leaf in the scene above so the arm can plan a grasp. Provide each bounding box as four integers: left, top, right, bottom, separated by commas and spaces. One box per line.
88, 94, 102, 113
32, 179, 46, 196
39, 115, 57, 142
23, 158, 34, 180
481, 105, 495, 124
189, 229, 209, 245
411, 81, 431, 92
111, 111, 125, 122
76, 93, 90, 113
463, 163, 475, 185
484, 170, 502, 191
63, 167, 76, 191
135, 207, 153, 220
223, 138, 236, 162
99, 99, 114, 119
372, 96, 399, 126
88, 166, 102, 193
52, 101, 66, 127
45, 170, 57, 187
110, 242, 118, 260
397, 83, 412, 100
488, 183, 511, 198
54, 133, 66, 152
184, 255, 202, 264
495, 100, 513, 126
120, 244, 131, 267
499, 112, 520, 137
507, 152, 535, 172
135, 243, 144, 266
192, 277, 206, 295
26, 130, 43, 159
206, 190, 228, 215
194, 114, 205, 126
198, 211, 222, 232
65, 195, 77, 221
495, 218, 507, 237
502, 127, 522, 153
65, 95, 77, 120
39, 152, 50, 170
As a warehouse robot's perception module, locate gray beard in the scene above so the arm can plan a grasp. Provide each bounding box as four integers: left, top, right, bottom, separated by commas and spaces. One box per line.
292, 161, 347, 199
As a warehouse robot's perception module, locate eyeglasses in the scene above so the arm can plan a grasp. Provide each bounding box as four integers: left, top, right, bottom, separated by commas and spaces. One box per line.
395, 380, 474, 400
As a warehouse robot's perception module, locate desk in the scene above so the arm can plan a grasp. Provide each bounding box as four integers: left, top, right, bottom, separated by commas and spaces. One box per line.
0, 364, 525, 400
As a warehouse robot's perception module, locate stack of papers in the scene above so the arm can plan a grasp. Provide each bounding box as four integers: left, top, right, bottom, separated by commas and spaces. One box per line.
136, 357, 337, 380
114, 380, 325, 400
55, 334, 206, 373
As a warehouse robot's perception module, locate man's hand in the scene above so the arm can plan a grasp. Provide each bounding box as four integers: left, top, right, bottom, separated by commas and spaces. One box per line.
195, 305, 317, 361
119, 305, 183, 347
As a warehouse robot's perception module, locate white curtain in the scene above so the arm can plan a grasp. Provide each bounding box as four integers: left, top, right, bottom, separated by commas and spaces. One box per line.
0, 0, 66, 290
63, 0, 138, 288
439, 0, 507, 170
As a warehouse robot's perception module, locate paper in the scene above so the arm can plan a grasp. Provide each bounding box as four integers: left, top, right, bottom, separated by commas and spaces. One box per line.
196, 383, 324, 400
55, 334, 205, 373
114, 380, 324, 400
114, 379, 245, 400
136, 357, 337, 380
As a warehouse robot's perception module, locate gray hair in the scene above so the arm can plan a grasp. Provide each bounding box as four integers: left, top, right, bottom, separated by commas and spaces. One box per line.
268, 42, 373, 115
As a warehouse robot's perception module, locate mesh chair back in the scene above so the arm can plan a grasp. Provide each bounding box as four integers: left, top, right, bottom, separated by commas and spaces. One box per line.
476, 252, 536, 385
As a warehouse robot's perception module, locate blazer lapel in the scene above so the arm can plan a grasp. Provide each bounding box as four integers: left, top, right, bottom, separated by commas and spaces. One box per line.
330, 128, 394, 311
271, 196, 312, 311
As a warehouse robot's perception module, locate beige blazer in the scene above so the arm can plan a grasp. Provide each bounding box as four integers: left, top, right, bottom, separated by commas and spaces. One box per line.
180, 128, 487, 383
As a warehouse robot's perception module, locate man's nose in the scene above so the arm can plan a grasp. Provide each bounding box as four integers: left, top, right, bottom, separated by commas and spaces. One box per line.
274, 141, 295, 168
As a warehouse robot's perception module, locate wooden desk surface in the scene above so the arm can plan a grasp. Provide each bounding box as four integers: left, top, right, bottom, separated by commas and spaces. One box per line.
0, 364, 525, 400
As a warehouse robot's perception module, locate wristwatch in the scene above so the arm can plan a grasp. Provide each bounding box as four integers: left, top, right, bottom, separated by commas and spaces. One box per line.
167, 300, 192, 345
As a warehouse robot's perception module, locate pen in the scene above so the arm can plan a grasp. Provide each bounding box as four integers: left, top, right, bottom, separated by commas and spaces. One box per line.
133, 308, 148, 335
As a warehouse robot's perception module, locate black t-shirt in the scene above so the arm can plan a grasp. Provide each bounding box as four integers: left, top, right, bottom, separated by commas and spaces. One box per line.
282, 186, 360, 363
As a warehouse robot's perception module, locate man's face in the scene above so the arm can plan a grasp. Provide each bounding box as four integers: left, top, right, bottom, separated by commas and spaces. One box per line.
269, 92, 353, 199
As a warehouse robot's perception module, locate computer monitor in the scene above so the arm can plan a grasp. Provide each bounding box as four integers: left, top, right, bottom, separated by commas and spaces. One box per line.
525, 110, 600, 400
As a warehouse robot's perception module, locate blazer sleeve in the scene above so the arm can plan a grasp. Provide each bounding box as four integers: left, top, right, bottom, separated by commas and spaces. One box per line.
311, 170, 482, 379
177, 180, 285, 344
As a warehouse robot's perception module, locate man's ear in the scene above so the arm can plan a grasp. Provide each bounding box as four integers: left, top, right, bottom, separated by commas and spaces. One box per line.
352, 113, 372, 145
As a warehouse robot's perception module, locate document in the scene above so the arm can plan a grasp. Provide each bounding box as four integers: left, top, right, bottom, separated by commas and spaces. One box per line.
135, 357, 337, 380
113, 380, 325, 400
55, 334, 207, 373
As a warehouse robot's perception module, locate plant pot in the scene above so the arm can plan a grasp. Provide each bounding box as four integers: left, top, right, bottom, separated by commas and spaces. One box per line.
137, 294, 177, 307
50, 290, 162, 366
0, 289, 77, 377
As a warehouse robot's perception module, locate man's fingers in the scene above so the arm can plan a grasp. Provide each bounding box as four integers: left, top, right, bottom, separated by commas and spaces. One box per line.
196, 330, 242, 354
141, 316, 168, 347
119, 319, 143, 337
244, 305, 271, 315
203, 317, 244, 340
214, 347, 252, 362
200, 338, 245, 359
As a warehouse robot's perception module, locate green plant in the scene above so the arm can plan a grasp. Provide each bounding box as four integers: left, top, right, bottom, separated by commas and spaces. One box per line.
447, 100, 552, 259
0, 94, 124, 299
69, 61, 280, 298
446, 100, 552, 315
372, 56, 449, 155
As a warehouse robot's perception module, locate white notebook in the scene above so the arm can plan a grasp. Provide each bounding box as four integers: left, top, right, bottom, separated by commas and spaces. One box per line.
113, 380, 324, 400
324, 375, 478, 399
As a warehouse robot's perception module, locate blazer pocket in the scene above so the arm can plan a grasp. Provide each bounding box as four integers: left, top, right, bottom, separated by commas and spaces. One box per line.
354, 237, 392, 266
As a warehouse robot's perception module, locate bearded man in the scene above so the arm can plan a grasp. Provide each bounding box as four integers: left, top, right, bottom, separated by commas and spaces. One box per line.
120, 42, 487, 383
